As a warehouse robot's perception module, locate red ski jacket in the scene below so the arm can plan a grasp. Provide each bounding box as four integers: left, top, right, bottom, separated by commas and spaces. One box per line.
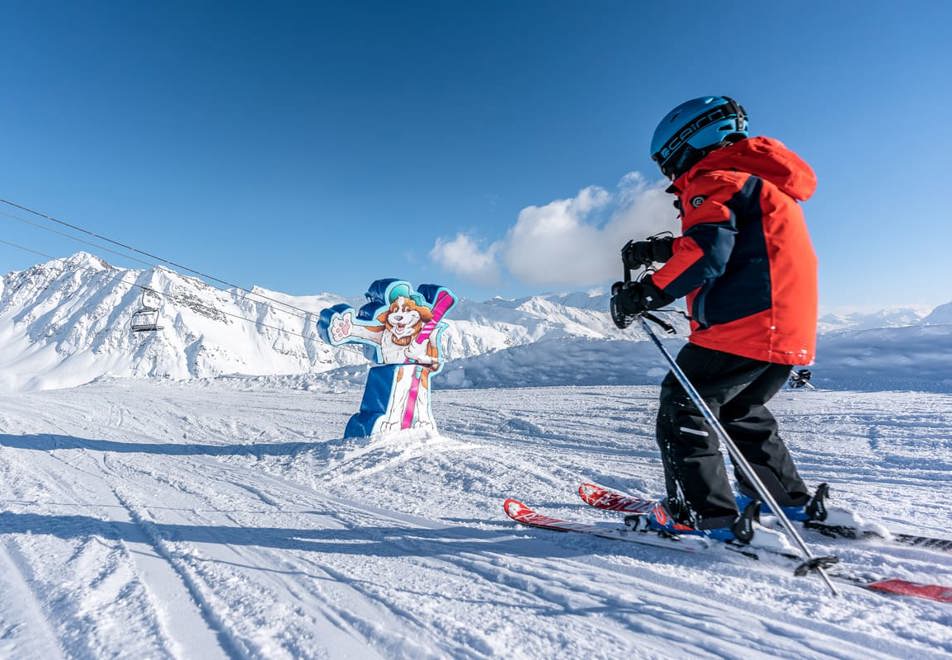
650, 137, 818, 365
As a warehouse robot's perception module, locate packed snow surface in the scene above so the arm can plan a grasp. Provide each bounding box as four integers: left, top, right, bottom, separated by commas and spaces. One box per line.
0, 378, 949, 658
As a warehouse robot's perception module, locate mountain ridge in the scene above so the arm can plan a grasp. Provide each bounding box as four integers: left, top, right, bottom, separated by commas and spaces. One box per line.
1, 252, 948, 392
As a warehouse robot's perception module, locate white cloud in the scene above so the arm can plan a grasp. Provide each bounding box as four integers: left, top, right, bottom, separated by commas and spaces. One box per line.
429, 233, 501, 285
431, 172, 679, 287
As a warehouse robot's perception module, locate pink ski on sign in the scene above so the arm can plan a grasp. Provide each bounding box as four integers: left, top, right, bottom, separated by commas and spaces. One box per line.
415, 290, 455, 345
400, 289, 456, 429
401, 367, 424, 430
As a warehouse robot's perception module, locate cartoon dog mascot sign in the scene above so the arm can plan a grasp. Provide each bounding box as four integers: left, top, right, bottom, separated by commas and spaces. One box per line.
318, 279, 456, 438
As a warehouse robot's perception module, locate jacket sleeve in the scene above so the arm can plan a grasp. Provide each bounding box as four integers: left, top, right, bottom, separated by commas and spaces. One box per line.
650, 176, 741, 299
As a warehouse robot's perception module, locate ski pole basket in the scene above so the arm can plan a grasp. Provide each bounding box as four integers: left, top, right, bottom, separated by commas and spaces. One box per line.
789, 368, 814, 389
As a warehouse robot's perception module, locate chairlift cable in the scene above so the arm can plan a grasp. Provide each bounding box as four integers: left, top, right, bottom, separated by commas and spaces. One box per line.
0, 236, 349, 344
1, 207, 311, 324
0, 237, 58, 261
1, 209, 161, 271
0, 198, 316, 320
127, 280, 318, 341
0, 205, 314, 321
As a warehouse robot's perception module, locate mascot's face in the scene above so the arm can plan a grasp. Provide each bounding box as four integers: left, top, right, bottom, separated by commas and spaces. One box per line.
382, 297, 432, 340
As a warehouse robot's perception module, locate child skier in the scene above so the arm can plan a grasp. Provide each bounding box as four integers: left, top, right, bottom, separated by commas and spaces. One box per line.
611, 96, 822, 542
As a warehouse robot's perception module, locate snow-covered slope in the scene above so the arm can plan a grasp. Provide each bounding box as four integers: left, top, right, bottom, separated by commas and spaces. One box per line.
440, 323, 952, 393
817, 307, 930, 334
923, 302, 952, 326
812, 323, 952, 391
440, 337, 678, 389
0, 253, 676, 392
0, 378, 949, 657
0, 253, 363, 392
443, 299, 952, 393
442, 292, 688, 359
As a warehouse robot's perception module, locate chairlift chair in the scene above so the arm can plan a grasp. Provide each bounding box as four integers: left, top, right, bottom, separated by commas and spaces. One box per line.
130, 290, 164, 333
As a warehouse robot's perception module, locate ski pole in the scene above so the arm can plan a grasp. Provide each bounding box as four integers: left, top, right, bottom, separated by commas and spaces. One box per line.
638, 314, 839, 596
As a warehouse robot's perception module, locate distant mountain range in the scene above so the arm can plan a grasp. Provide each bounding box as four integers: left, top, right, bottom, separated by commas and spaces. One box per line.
1, 252, 949, 392
0, 253, 654, 391
0, 253, 358, 391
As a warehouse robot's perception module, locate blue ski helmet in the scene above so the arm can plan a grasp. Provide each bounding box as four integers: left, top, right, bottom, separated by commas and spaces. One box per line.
650, 96, 748, 179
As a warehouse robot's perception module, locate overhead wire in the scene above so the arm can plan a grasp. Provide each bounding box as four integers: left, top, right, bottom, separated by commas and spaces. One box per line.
0, 237, 58, 261
0, 198, 317, 320
0, 208, 161, 271
0, 206, 326, 329
0, 217, 349, 344
129, 280, 320, 342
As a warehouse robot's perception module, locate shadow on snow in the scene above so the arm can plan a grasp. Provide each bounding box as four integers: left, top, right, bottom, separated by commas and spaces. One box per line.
0, 432, 321, 458
0, 508, 651, 565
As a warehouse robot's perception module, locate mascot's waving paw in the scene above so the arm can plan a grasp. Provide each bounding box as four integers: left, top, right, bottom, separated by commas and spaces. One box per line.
329, 311, 353, 343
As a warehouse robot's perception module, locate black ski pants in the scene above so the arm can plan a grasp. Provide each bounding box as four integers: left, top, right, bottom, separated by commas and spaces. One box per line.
655, 343, 810, 529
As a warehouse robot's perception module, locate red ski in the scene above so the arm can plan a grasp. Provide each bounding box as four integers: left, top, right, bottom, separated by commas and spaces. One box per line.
573, 482, 952, 604
866, 579, 952, 603
578, 482, 656, 514
503, 498, 709, 552
580, 482, 952, 554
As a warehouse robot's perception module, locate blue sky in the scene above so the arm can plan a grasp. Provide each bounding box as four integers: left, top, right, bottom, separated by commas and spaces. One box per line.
0, 2, 949, 311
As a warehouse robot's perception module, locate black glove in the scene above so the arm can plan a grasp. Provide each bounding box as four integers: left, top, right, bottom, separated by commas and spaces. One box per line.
621, 236, 675, 269
610, 278, 674, 329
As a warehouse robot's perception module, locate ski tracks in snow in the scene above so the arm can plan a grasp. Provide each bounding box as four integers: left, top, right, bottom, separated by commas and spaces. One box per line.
0, 433, 228, 658
0, 381, 949, 658
0, 538, 64, 659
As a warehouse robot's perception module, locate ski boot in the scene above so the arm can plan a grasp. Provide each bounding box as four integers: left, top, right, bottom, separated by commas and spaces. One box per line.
624, 498, 776, 546
736, 482, 829, 523
738, 483, 889, 539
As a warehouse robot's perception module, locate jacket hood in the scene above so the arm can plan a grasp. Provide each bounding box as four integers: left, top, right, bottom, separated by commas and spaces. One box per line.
674, 137, 817, 201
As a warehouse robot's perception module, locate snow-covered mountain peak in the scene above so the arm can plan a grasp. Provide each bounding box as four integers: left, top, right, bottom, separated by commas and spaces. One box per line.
0, 253, 656, 391
2, 252, 950, 393
817, 306, 932, 334
246, 285, 353, 314
922, 301, 952, 325
61, 250, 112, 271
0, 252, 366, 392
